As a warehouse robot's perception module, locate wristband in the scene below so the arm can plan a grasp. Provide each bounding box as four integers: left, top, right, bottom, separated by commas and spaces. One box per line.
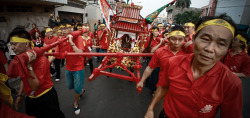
71, 44, 75, 46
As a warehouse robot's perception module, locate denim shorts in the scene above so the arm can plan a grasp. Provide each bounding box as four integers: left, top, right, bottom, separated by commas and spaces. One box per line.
65, 69, 84, 94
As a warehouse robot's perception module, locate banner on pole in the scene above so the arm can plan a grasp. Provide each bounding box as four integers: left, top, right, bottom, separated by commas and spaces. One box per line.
98, 0, 113, 31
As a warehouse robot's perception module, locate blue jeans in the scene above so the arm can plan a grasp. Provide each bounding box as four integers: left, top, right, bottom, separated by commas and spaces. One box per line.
65, 69, 85, 94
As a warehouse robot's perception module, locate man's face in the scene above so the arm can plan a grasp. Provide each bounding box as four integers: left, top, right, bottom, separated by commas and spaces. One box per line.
61, 28, 66, 35
193, 25, 232, 66
46, 31, 53, 37
65, 27, 72, 34
153, 30, 159, 37
32, 24, 36, 29
10, 40, 28, 55
168, 35, 184, 51
232, 37, 243, 48
158, 26, 164, 30
58, 32, 62, 36
184, 26, 194, 35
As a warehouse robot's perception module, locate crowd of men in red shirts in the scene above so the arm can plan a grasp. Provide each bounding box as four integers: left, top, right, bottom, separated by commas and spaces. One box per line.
0, 13, 250, 118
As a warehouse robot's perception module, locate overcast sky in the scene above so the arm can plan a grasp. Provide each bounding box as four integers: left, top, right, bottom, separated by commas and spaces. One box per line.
131, 0, 210, 17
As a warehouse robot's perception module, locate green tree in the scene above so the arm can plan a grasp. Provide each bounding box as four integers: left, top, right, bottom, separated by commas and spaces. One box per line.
176, 0, 191, 13
174, 11, 202, 25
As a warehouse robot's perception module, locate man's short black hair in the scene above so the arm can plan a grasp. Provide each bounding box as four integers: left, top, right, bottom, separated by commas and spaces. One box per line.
194, 14, 238, 39
169, 25, 185, 33
7, 26, 31, 43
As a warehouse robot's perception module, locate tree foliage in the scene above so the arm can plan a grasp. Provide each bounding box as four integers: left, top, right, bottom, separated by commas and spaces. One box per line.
174, 10, 202, 25
176, 0, 191, 13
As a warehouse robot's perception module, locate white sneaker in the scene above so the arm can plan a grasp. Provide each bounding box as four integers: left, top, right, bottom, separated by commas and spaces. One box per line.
55, 78, 60, 82
74, 106, 80, 115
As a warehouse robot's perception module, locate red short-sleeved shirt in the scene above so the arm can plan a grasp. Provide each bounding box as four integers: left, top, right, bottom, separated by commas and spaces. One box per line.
158, 54, 243, 118
64, 36, 85, 71
88, 31, 94, 39
148, 46, 187, 69
22, 55, 53, 97
43, 36, 58, 45
223, 50, 250, 77
82, 36, 93, 59
185, 33, 194, 42
98, 30, 109, 49
144, 37, 164, 51
0, 50, 7, 74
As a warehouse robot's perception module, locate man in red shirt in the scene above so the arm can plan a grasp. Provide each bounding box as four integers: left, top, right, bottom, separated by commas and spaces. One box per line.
144, 15, 243, 118
222, 31, 250, 78
8, 26, 64, 118
29, 23, 41, 37
137, 26, 192, 91
97, 24, 109, 61
55, 24, 84, 115
184, 22, 195, 42
157, 23, 165, 37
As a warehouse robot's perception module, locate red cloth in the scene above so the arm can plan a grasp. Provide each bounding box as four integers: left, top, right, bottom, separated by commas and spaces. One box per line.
181, 43, 194, 53
0, 50, 7, 74
29, 28, 41, 37
223, 50, 250, 77
88, 31, 94, 39
185, 33, 194, 42
144, 37, 164, 51
158, 54, 243, 118
83, 36, 93, 59
43, 36, 58, 45
98, 30, 109, 49
64, 36, 85, 71
7, 51, 53, 97
0, 100, 35, 118
148, 46, 187, 69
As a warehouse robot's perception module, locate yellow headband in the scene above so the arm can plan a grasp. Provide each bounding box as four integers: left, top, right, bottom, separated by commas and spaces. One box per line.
100, 24, 105, 27
10, 37, 34, 48
86, 26, 89, 29
46, 28, 53, 33
169, 31, 185, 37
236, 34, 248, 53
57, 29, 62, 33
196, 19, 235, 37
152, 29, 158, 32
157, 24, 163, 27
184, 22, 195, 27
66, 24, 72, 28
59, 25, 65, 29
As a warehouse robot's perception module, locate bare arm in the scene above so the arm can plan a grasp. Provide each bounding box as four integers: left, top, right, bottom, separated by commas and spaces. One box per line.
4, 63, 8, 72
145, 86, 168, 118
233, 72, 247, 79
136, 66, 154, 88
15, 81, 24, 110
150, 39, 163, 53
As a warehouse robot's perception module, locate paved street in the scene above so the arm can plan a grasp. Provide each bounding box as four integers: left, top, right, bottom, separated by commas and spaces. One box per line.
13, 57, 250, 118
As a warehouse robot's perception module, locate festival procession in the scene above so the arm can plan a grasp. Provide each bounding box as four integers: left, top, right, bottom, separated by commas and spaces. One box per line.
0, 0, 250, 118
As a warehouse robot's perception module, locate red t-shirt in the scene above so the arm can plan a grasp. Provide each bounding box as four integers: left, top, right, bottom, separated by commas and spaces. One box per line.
64, 36, 85, 71
0, 50, 7, 74
158, 54, 243, 118
29, 28, 41, 36
148, 46, 187, 69
222, 50, 250, 77
185, 33, 194, 42
144, 37, 164, 52
82, 36, 93, 59
22, 55, 53, 97
88, 31, 94, 39
98, 30, 109, 49
43, 35, 58, 47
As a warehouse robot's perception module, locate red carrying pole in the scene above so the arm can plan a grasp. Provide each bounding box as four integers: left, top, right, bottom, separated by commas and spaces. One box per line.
45, 52, 153, 57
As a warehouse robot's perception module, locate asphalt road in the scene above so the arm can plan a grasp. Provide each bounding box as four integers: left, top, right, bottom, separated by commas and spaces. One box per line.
13, 57, 250, 118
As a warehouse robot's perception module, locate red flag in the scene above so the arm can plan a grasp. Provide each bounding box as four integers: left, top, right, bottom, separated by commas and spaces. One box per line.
98, 0, 113, 31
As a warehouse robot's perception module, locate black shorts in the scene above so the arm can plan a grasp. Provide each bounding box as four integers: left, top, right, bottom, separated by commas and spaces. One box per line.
25, 87, 65, 118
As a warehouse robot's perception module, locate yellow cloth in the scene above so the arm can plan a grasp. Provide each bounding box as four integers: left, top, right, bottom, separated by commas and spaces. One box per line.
152, 29, 158, 32
236, 34, 248, 53
10, 37, 34, 49
28, 87, 53, 98
66, 24, 72, 28
157, 24, 163, 27
46, 28, 53, 33
0, 73, 13, 104
169, 31, 185, 37
196, 19, 235, 37
184, 22, 195, 27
